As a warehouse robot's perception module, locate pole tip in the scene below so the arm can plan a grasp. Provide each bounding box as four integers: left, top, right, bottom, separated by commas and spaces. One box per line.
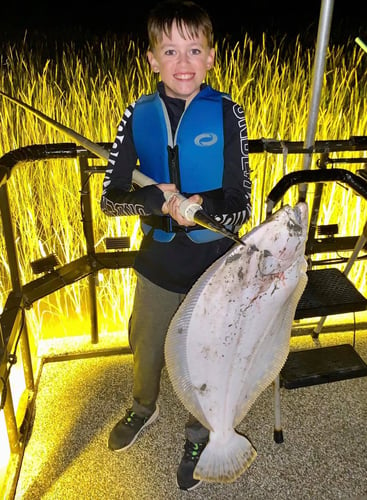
355, 37, 367, 54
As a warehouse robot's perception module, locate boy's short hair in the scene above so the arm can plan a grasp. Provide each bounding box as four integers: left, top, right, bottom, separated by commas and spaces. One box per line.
147, 0, 214, 49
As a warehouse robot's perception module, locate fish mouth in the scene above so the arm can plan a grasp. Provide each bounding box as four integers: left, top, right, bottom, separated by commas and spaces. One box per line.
289, 202, 308, 236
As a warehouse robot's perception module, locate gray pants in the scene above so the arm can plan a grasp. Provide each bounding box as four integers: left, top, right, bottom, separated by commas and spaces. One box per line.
129, 272, 209, 443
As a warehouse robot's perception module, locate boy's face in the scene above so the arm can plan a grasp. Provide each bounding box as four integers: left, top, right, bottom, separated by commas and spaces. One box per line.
147, 21, 215, 105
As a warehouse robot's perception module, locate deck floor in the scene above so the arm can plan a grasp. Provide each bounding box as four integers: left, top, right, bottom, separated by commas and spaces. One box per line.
13, 328, 367, 500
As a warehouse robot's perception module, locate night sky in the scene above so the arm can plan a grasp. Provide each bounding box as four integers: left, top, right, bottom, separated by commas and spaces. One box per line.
1, 1, 366, 45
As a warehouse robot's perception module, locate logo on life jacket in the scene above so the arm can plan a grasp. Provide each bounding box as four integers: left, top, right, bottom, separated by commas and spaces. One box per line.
194, 133, 218, 147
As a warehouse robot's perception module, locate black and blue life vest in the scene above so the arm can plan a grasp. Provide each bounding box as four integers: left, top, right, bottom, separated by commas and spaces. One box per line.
132, 85, 230, 243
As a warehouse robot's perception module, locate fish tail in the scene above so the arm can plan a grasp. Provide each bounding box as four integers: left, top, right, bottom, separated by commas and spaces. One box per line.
193, 431, 257, 483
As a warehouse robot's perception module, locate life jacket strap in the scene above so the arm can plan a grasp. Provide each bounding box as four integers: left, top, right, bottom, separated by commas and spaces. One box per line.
141, 215, 203, 233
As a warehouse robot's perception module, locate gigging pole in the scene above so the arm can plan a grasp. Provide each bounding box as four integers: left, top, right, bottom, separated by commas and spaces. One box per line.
0, 90, 245, 246
355, 37, 367, 54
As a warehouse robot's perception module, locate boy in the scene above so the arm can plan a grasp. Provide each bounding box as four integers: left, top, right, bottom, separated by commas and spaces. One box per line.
100, 0, 251, 491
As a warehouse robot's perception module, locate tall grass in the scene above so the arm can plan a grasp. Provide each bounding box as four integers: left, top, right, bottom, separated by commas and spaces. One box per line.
0, 32, 366, 344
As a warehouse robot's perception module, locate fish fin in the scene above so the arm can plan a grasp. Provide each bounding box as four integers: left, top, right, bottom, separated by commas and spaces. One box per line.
193, 431, 257, 483
165, 272, 216, 429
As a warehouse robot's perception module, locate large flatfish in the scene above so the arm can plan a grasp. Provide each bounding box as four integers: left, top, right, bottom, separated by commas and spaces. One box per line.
164, 202, 308, 483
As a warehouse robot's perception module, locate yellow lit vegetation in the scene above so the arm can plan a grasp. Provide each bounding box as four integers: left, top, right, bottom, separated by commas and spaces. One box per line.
0, 32, 366, 345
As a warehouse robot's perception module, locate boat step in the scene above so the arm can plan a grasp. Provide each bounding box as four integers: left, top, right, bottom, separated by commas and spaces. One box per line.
280, 344, 367, 389
295, 268, 367, 319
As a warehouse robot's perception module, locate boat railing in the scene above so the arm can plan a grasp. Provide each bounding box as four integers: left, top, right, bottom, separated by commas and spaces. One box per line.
1, 136, 367, 494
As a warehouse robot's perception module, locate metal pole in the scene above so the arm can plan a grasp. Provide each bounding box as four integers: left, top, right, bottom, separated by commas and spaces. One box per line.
0, 185, 22, 292
79, 158, 99, 344
0, 182, 34, 450
273, 376, 283, 443
313, 221, 367, 337
299, 0, 335, 201
3, 380, 21, 453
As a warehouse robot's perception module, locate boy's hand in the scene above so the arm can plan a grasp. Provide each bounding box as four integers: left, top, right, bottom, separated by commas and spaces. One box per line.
158, 183, 203, 226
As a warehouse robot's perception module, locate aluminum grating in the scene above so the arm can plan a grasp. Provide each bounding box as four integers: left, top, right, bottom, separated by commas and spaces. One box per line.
295, 269, 367, 319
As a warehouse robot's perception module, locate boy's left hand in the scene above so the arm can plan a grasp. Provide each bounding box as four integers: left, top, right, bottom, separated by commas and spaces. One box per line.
162, 192, 203, 227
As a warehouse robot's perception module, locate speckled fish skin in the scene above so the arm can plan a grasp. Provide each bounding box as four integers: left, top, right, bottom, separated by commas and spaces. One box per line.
165, 202, 308, 483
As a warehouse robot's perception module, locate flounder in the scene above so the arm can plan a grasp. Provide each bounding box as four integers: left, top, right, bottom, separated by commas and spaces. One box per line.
164, 202, 308, 483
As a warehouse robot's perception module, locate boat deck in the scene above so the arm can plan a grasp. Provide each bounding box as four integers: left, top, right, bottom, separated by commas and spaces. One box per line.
10, 326, 367, 500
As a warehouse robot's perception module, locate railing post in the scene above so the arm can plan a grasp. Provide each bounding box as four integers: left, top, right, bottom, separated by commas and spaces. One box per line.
3, 380, 20, 453
19, 323, 35, 391
0, 184, 34, 451
307, 152, 328, 244
299, 0, 334, 201
78, 157, 99, 343
0, 185, 22, 292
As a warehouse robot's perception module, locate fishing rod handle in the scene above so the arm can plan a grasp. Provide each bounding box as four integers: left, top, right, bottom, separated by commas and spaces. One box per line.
164, 191, 202, 222
132, 169, 157, 187
132, 169, 201, 220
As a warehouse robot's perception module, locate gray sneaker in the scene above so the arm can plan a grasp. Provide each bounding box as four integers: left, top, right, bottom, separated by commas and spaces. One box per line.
108, 406, 159, 451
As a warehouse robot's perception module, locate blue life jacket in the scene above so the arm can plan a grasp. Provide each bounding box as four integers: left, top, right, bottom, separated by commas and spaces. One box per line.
132, 86, 230, 243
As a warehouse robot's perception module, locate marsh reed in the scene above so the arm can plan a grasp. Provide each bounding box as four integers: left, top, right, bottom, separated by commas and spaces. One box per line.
0, 32, 366, 344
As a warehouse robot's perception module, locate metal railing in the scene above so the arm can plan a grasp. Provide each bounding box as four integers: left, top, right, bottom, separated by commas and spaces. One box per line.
0, 136, 367, 492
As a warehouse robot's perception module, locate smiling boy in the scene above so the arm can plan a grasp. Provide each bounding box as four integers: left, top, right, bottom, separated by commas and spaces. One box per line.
100, 0, 251, 490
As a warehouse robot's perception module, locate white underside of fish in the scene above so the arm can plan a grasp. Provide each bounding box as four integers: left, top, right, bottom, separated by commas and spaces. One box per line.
165, 203, 309, 483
